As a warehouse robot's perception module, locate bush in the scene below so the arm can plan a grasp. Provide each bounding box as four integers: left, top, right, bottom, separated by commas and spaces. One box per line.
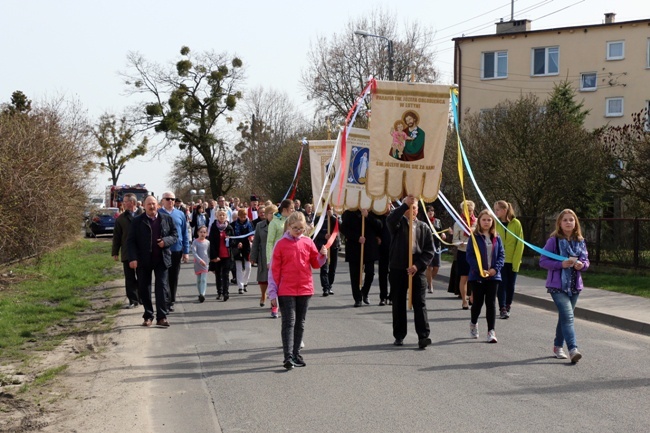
0, 94, 91, 262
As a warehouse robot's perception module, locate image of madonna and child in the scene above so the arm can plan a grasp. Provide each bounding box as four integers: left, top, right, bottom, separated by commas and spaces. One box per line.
267, 211, 328, 370
466, 209, 505, 343
388, 119, 413, 159
539, 209, 589, 364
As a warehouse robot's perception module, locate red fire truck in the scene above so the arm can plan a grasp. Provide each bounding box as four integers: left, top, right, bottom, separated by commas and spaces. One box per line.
105, 184, 150, 210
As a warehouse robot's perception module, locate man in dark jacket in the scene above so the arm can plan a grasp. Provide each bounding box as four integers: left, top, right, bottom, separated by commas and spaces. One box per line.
340, 208, 382, 307
112, 193, 140, 309
127, 195, 178, 327
314, 207, 341, 297
386, 195, 435, 349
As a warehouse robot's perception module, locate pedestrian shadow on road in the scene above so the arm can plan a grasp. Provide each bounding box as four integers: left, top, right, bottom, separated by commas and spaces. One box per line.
420, 356, 555, 372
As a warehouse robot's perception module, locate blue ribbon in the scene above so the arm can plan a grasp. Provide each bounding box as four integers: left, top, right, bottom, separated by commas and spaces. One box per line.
450, 91, 566, 262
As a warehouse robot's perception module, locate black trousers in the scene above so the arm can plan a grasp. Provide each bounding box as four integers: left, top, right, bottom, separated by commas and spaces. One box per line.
213, 258, 231, 296
136, 260, 169, 321
122, 261, 139, 304
378, 248, 390, 300
167, 250, 183, 305
470, 280, 498, 331
319, 247, 338, 291
278, 295, 311, 361
390, 269, 430, 340
348, 259, 375, 302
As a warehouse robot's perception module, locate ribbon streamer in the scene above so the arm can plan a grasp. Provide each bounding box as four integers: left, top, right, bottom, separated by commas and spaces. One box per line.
449, 90, 566, 262
281, 138, 308, 202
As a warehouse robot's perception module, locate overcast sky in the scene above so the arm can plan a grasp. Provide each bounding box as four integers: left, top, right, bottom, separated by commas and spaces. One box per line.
2, 0, 646, 199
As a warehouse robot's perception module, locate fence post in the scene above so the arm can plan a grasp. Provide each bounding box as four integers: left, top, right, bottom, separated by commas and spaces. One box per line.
595, 218, 601, 265
633, 217, 640, 268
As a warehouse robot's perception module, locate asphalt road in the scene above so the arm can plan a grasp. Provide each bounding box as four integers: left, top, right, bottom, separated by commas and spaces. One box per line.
131, 259, 650, 433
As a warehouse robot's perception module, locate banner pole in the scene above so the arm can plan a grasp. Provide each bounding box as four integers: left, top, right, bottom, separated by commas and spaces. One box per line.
408, 212, 413, 310
359, 214, 365, 287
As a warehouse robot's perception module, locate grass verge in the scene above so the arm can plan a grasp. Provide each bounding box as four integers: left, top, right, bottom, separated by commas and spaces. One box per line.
444, 252, 650, 299
519, 266, 650, 299
0, 239, 121, 362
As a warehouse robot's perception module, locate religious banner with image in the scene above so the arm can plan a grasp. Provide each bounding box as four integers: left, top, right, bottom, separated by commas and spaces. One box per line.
367, 81, 450, 201
308, 139, 338, 213
331, 127, 389, 214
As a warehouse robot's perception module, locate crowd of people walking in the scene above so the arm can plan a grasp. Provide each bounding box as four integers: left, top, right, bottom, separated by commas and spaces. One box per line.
110, 192, 588, 368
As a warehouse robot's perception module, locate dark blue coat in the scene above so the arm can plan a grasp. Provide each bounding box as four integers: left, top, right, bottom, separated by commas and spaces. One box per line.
466, 233, 505, 282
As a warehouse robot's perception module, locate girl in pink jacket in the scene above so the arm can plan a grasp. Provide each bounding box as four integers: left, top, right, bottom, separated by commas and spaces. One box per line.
269, 212, 327, 370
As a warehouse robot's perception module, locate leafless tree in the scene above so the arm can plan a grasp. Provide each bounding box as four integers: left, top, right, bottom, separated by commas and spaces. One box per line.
301, 9, 439, 123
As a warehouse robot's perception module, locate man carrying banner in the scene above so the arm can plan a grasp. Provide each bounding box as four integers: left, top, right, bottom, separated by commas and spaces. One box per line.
386, 195, 435, 349
340, 208, 381, 307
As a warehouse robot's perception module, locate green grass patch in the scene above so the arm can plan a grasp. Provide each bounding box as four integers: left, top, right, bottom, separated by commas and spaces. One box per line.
519, 266, 650, 299
0, 240, 120, 361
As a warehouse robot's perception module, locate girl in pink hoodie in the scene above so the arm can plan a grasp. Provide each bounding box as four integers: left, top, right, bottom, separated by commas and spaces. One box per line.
269, 212, 327, 370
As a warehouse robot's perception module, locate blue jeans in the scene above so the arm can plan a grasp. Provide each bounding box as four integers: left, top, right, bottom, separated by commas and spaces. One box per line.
497, 263, 518, 310
550, 291, 579, 350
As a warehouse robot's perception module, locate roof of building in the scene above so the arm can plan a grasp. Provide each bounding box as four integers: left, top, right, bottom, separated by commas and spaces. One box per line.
453, 17, 650, 43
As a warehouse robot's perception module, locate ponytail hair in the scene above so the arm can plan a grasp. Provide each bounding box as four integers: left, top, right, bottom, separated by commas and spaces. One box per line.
494, 200, 515, 222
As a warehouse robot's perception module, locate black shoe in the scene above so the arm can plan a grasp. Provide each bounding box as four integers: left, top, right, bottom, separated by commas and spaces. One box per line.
238, 288, 244, 294
199, 295, 205, 303
393, 339, 404, 346
223, 295, 229, 302
379, 299, 386, 306
243, 285, 248, 292
328, 289, 334, 295
283, 358, 295, 370
168, 304, 175, 312
362, 296, 370, 305
216, 294, 222, 300
418, 337, 432, 349
322, 290, 329, 297
230, 278, 237, 284
354, 301, 362, 307
387, 298, 392, 305
292, 354, 306, 367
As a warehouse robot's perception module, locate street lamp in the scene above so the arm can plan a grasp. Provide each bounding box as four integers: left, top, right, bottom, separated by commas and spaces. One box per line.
189, 188, 205, 203
354, 29, 394, 81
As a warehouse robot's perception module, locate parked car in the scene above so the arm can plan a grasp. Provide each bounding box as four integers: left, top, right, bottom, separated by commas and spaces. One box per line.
85, 207, 119, 237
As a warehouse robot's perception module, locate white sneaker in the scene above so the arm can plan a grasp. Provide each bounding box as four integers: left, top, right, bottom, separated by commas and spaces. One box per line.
569, 348, 582, 363
300, 340, 305, 348
553, 346, 568, 359
487, 329, 497, 343
470, 322, 479, 339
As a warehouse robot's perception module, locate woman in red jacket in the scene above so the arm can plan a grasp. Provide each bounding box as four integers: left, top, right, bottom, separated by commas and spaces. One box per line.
269, 212, 327, 370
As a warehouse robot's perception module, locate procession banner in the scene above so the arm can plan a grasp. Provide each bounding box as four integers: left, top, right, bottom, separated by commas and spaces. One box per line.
367, 81, 450, 201
331, 127, 389, 214
308, 139, 337, 213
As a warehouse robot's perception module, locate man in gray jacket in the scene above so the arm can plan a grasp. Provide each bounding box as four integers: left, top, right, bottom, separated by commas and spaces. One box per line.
386, 195, 435, 349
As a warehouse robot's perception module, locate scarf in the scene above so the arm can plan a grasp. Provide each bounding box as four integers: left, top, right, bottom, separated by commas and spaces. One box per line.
558, 237, 586, 295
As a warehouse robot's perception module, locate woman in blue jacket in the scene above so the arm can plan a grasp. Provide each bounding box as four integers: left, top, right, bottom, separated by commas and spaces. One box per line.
466, 209, 505, 343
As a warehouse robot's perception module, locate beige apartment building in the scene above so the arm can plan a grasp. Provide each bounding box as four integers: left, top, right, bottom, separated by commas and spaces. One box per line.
453, 13, 650, 131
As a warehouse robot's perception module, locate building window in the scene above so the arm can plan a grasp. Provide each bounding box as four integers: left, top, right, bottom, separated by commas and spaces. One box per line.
532, 46, 559, 76
482, 51, 508, 79
607, 41, 624, 60
580, 72, 597, 91
606, 97, 624, 117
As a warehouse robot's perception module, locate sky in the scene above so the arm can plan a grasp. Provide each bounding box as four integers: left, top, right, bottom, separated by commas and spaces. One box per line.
2, 0, 647, 200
